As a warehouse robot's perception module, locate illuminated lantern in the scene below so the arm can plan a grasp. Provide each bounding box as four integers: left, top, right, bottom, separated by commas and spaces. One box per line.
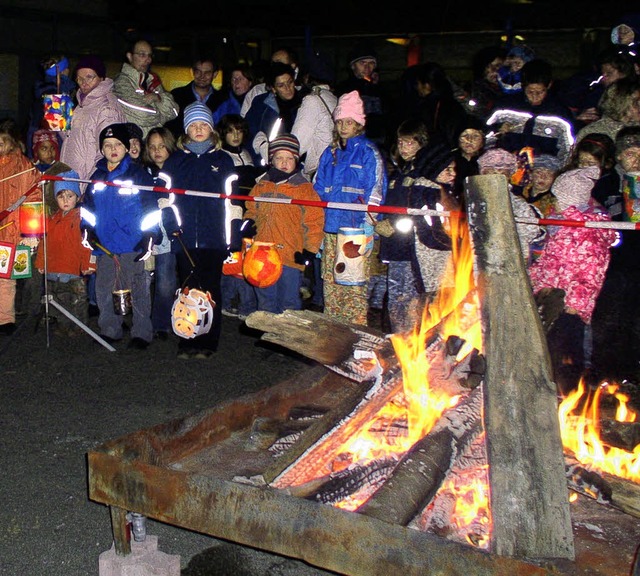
242, 241, 283, 288
19, 201, 45, 236
171, 287, 215, 339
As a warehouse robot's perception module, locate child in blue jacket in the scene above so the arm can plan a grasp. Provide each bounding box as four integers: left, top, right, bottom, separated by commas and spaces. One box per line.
80, 123, 158, 349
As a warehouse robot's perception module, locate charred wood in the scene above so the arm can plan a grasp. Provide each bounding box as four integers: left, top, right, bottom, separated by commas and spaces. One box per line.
358, 386, 483, 526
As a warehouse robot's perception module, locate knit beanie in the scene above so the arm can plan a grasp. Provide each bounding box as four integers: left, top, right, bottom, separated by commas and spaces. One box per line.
269, 133, 300, 162
32, 129, 60, 160
534, 154, 561, 172
477, 148, 517, 174
418, 143, 456, 182
54, 170, 81, 198
552, 166, 600, 212
348, 41, 378, 67
74, 55, 106, 79
99, 123, 131, 151
125, 122, 143, 142
507, 45, 535, 64
333, 91, 366, 126
183, 102, 214, 132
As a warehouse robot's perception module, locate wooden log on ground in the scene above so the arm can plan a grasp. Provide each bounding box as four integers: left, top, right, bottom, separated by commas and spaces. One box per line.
466, 174, 575, 560
358, 385, 483, 525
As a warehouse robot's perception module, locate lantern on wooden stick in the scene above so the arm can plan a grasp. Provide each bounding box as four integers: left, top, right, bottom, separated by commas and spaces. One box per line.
242, 241, 283, 288
19, 201, 45, 236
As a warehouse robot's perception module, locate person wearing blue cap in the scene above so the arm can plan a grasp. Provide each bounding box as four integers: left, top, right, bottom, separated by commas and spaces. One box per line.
34, 169, 96, 333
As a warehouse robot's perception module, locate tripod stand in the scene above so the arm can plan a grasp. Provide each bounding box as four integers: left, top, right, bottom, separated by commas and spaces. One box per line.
36, 181, 115, 351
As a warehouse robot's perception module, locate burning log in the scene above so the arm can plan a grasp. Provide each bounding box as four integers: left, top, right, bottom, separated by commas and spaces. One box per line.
565, 453, 640, 519
466, 174, 575, 560
358, 385, 483, 525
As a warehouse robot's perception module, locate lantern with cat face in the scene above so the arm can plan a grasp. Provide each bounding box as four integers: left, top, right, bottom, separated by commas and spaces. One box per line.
171, 287, 215, 339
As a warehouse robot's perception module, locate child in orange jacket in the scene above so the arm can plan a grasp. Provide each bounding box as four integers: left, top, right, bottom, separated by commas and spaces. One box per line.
35, 170, 95, 330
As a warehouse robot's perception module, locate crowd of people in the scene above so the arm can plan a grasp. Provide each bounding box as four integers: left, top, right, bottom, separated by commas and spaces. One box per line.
0, 19, 639, 390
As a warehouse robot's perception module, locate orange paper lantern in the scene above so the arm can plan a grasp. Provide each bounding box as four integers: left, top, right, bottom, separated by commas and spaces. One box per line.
242, 241, 283, 288
19, 201, 45, 236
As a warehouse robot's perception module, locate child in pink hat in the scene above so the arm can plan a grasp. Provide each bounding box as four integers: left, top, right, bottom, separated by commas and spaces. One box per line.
313, 90, 388, 325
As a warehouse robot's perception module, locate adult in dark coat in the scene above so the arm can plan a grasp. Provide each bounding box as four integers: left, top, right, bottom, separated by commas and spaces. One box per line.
165, 58, 225, 138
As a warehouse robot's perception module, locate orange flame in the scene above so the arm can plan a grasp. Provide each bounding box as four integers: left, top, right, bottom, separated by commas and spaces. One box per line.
559, 379, 640, 480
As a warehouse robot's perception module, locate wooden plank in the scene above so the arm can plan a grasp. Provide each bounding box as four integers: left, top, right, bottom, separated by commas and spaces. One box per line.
87, 451, 552, 576
466, 174, 575, 560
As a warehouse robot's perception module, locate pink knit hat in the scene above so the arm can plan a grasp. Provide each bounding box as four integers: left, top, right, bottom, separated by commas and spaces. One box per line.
333, 90, 366, 125
552, 166, 600, 212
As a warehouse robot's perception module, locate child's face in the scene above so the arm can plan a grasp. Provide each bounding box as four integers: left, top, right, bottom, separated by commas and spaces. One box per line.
224, 127, 244, 148
577, 151, 600, 168
37, 141, 57, 165
618, 146, 640, 173
129, 138, 142, 160
336, 118, 360, 142
56, 190, 78, 213
147, 133, 170, 168
458, 129, 484, 157
531, 168, 556, 192
271, 150, 297, 174
187, 121, 213, 142
102, 138, 127, 167
436, 162, 456, 185
0, 136, 15, 157
506, 56, 525, 72
524, 83, 549, 107
397, 136, 421, 162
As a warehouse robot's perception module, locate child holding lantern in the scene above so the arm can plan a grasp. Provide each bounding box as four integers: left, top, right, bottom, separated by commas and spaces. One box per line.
0, 119, 40, 335
243, 133, 324, 314
35, 170, 95, 332
313, 91, 387, 326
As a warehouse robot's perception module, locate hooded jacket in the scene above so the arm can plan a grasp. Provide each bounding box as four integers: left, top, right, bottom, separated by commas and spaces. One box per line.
314, 133, 387, 234
60, 79, 127, 180
81, 154, 158, 255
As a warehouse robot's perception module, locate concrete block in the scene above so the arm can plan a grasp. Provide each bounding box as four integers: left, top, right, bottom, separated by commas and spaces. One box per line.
99, 535, 180, 576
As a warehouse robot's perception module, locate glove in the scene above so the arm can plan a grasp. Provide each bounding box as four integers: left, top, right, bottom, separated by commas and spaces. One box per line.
240, 219, 257, 238
294, 249, 316, 267
81, 228, 99, 251
374, 219, 395, 238
134, 235, 154, 262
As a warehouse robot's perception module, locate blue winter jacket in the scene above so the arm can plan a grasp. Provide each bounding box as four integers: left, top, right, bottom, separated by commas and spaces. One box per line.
81, 155, 158, 255
313, 134, 387, 234
162, 147, 240, 252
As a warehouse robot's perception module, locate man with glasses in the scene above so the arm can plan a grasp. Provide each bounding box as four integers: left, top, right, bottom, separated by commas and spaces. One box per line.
166, 57, 224, 138
114, 39, 178, 137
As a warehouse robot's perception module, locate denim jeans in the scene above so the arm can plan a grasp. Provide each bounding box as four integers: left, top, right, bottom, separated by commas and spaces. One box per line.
221, 275, 257, 316
255, 266, 302, 314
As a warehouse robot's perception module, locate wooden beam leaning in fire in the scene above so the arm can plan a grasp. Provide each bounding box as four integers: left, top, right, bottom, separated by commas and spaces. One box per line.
245, 309, 398, 382
357, 384, 483, 525
465, 174, 575, 560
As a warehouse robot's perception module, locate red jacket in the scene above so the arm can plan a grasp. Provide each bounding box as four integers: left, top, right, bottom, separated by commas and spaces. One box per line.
35, 208, 95, 276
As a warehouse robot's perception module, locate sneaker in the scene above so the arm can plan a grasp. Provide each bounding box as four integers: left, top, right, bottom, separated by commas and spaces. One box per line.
221, 308, 239, 318
177, 348, 196, 359
193, 349, 214, 359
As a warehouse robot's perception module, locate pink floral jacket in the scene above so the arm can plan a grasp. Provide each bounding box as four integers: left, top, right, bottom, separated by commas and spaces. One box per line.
528, 200, 617, 324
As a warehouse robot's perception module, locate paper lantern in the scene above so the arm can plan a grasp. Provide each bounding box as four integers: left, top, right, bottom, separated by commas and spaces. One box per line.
19, 201, 45, 236
242, 241, 283, 288
171, 287, 215, 339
